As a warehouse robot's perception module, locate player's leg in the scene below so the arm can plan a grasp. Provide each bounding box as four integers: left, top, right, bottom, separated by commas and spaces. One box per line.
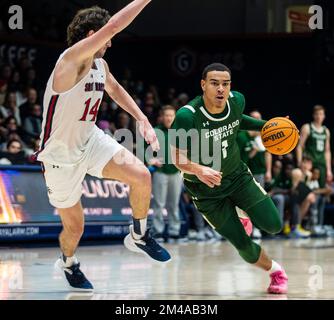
102, 148, 152, 219
228, 166, 282, 235
314, 163, 327, 188
300, 192, 317, 218
87, 130, 171, 263
227, 170, 288, 293
151, 171, 169, 238
42, 163, 93, 291
58, 201, 84, 258
102, 148, 171, 262
192, 195, 287, 293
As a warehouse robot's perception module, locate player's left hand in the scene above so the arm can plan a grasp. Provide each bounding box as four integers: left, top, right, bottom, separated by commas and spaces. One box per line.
138, 117, 160, 151
327, 170, 333, 184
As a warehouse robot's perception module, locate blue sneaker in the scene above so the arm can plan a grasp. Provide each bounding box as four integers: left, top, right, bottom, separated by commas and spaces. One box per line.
55, 258, 94, 291
124, 226, 171, 263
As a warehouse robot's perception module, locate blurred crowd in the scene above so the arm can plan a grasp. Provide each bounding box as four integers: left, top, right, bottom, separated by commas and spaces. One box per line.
0, 56, 333, 242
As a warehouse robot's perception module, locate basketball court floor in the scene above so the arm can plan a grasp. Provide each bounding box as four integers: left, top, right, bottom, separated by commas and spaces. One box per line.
1, 238, 334, 300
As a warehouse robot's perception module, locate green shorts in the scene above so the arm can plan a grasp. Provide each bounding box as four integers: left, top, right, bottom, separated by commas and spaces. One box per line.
184, 161, 269, 228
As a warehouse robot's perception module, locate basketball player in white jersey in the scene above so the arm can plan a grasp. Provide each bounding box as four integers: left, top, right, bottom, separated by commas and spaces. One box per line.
36, 0, 171, 291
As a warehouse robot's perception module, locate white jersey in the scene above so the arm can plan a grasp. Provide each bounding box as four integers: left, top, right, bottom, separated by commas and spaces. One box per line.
37, 50, 106, 166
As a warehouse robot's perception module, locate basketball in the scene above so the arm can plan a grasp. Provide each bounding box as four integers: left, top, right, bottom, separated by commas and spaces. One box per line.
261, 117, 299, 155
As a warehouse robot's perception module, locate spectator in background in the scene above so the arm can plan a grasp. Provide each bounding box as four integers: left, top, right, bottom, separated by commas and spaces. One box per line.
164, 87, 177, 106
116, 111, 131, 130
289, 158, 317, 238
17, 56, 32, 75
149, 105, 183, 242
0, 65, 12, 83
143, 95, 157, 126
147, 85, 161, 108
266, 159, 287, 226
0, 92, 21, 125
4, 115, 19, 133
0, 139, 27, 165
24, 67, 40, 91
176, 92, 189, 109
306, 166, 333, 235
23, 104, 42, 143
8, 69, 22, 93
27, 138, 41, 164
116, 111, 134, 152
179, 187, 206, 241
0, 80, 7, 106
19, 87, 38, 122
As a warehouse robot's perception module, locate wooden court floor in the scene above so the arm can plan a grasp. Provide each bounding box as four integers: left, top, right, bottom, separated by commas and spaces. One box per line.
0, 238, 334, 300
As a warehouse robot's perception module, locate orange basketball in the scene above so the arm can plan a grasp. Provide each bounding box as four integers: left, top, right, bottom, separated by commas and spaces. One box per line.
261, 117, 299, 155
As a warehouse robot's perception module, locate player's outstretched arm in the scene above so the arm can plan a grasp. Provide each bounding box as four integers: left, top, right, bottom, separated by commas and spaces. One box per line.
103, 60, 159, 151
67, 0, 151, 62
240, 114, 266, 131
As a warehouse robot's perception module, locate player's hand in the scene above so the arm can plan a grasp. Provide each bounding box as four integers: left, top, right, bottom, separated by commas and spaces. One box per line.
195, 166, 222, 188
138, 117, 160, 151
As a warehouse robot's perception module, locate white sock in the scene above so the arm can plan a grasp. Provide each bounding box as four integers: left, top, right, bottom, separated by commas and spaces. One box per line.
269, 260, 282, 273
62, 254, 78, 267
132, 217, 147, 240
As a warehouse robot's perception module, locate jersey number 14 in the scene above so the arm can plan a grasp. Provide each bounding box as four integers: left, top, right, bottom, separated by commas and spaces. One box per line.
79, 98, 101, 122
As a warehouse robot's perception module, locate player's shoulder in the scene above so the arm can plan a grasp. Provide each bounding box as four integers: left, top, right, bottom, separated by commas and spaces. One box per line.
301, 123, 311, 134
229, 91, 245, 111
229, 91, 245, 103
176, 96, 202, 117
173, 102, 197, 130
175, 105, 196, 124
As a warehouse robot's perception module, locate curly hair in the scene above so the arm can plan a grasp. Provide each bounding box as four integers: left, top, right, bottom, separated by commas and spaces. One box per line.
67, 6, 111, 47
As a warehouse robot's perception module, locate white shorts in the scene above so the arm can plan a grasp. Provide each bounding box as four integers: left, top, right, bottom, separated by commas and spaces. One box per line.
42, 128, 124, 208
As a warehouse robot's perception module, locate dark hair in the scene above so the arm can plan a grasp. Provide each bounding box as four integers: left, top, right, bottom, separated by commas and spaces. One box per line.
202, 63, 231, 80
162, 105, 176, 113
313, 104, 325, 114
7, 138, 22, 150
4, 116, 17, 127
302, 155, 313, 163
67, 6, 111, 47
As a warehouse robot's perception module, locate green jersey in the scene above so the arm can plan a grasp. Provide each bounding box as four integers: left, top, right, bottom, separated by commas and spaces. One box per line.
304, 123, 327, 165
236, 131, 252, 164
237, 131, 266, 175
171, 91, 246, 183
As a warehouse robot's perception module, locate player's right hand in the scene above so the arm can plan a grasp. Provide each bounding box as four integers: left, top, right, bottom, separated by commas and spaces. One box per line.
195, 166, 222, 188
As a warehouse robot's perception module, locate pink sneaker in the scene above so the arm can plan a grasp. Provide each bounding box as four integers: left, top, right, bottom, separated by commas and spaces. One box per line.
267, 269, 288, 294
239, 217, 253, 236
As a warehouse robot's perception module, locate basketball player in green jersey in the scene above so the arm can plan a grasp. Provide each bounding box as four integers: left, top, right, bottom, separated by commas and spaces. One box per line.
297, 105, 333, 188
170, 63, 288, 294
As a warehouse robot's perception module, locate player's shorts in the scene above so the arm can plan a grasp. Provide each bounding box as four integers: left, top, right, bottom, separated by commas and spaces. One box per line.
42, 128, 124, 208
184, 161, 269, 229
